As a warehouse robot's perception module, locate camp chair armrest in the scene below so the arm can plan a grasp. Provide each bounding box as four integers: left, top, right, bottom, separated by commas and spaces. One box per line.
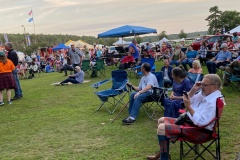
91, 78, 112, 88
152, 87, 170, 91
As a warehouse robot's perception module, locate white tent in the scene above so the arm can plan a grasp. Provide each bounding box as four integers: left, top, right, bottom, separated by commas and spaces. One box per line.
159, 37, 169, 46
113, 38, 127, 46
229, 25, 240, 33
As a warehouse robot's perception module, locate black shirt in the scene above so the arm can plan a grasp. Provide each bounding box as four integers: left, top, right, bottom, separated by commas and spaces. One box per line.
7, 49, 18, 66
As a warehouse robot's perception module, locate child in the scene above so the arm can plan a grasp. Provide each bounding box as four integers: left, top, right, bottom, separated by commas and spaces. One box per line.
45, 62, 54, 73
20, 61, 28, 78
29, 61, 38, 78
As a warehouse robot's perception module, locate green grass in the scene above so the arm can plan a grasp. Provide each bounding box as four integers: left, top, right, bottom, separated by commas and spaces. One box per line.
0, 61, 239, 160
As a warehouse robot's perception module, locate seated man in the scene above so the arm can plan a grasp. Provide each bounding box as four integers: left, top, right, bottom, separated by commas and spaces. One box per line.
181, 46, 198, 71
160, 59, 173, 88
119, 52, 135, 70
147, 74, 223, 160
222, 55, 240, 86
122, 63, 159, 125
206, 43, 231, 74
60, 66, 84, 85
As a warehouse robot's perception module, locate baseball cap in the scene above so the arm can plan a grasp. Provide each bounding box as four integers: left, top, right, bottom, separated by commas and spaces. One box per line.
220, 43, 228, 48
0, 51, 5, 56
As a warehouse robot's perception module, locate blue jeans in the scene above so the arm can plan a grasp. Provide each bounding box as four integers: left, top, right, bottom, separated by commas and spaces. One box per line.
12, 68, 22, 97
170, 60, 180, 67
61, 77, 79, 84
182, 59, 194, 71
128, 91, 152, 119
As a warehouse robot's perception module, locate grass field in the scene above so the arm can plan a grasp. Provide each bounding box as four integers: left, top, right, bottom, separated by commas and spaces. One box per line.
0, 61, 239, 160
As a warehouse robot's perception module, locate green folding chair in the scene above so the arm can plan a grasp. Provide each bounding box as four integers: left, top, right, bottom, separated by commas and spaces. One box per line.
91, 59, 105, 77
81, 60, 91, 76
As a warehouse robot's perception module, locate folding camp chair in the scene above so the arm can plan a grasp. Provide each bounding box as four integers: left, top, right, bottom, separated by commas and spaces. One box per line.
132, 58, 156, 78
91, 70, 128, 114
176, 97, 224, 160
91, 59, 105, 77
187, 72, 204, 84
141, 72, 168, 120
81, 60, 91, 76
224, 67, 240, 92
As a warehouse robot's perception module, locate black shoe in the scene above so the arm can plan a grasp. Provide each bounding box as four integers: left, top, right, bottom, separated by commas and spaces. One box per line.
122, 117, 136, 125
11, 96, 22, 101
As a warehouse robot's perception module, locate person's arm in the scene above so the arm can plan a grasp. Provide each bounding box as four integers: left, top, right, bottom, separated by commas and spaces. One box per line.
126, 82, 140, 91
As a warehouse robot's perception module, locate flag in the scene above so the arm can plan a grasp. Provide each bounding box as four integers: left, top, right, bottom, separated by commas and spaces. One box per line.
28, 17, 33, 22
4, 34, 8, 42
29, 10, 32, 16
27, 35, 31, 46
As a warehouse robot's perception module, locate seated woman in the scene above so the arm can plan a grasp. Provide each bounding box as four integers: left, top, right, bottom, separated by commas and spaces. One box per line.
163, 67, 193, 118
29, 61, 38, 78
90, 54, 99, 67
182, 45, 198, 71
119, 52, 135, 70
169, 45, 185, 67
60, 66, 84, 85
154, 45, 162, 61
188, 60, 203, 74
146, 74, 223, 160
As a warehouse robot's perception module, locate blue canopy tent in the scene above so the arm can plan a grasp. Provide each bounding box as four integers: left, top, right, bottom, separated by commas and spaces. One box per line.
98, 25, 157, 38
52, 43, 69, 50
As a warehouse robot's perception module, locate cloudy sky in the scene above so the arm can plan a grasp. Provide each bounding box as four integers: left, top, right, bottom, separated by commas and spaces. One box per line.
0, 0, 239, 37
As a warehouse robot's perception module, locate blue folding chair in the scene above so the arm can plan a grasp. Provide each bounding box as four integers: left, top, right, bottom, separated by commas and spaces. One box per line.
91, 70, 128, 114
141, 71, 168, 120
187, 72, 204, 84
133, 58, 156, 78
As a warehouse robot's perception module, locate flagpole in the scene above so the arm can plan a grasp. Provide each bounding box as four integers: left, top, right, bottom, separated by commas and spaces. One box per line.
31, 8, 36, 35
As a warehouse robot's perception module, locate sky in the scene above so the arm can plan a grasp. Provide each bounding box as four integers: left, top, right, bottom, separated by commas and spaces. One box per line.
0, 0, 239, 37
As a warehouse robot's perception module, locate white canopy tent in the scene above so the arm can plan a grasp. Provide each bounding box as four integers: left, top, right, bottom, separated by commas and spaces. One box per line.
113, 38, 127, 46
229, 25, 240, 33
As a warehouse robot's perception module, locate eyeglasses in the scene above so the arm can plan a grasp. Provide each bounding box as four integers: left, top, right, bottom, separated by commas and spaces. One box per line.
201, 83, 215, 87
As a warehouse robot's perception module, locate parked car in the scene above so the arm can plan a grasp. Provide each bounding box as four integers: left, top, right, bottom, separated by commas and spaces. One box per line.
191, 34, 232, 51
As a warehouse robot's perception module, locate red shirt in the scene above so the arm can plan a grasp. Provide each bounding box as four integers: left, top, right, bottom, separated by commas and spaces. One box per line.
121, 56, 134, 64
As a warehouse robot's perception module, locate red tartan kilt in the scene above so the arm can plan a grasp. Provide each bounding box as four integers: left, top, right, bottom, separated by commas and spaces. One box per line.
164, 117, 212, 144
0, 72, 16, 90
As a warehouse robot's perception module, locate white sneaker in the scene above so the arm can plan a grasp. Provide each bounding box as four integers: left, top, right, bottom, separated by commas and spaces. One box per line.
0, 102, 4, 106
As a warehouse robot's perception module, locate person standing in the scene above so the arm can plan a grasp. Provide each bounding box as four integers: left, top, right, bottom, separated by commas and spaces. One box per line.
128, 39, 140, 62
5, 42, 22, 100
0, 51, 16, 105
69, 45, 84, 73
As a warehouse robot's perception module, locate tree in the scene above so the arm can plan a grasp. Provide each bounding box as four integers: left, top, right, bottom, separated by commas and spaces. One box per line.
178, 29, 187, 39
205, 6, 222, 34
158, 31, 168, 40
135, 36, 143, 43
219, 10, 240, 32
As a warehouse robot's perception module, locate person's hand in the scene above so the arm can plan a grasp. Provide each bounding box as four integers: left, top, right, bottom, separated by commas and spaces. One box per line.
134, 92, 141, 99
170, 94, 176, 100
127, 82, 132, 86
191, 81, 202, 92
183, 94, 191, 110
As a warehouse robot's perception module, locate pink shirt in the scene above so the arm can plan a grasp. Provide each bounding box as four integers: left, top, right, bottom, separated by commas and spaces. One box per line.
188, 68, 203, 74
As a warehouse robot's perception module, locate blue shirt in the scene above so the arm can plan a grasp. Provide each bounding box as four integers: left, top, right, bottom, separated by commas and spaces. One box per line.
233, 36, 239, 44
186, 50, 198, 58
45, 65, 51, 72
215, 50, 232, 61
74, 70, 84, 83
129, 43, 140, 59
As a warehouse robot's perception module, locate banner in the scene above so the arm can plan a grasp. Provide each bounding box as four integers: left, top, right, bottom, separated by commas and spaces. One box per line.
4, 34, 8, 42
27, 35, 31, 46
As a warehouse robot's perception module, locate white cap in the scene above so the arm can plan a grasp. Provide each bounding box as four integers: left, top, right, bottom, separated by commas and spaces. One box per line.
180, 38, 185, 42
220, 43, 228, 48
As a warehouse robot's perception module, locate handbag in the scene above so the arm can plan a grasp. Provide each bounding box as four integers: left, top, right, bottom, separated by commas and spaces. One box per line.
174, 112, 192, 125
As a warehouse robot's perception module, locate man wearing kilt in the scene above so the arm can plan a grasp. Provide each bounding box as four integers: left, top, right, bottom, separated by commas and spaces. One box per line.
0, 51, 16, 105
5, 42, 23, 100
147, 74, 223, 160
